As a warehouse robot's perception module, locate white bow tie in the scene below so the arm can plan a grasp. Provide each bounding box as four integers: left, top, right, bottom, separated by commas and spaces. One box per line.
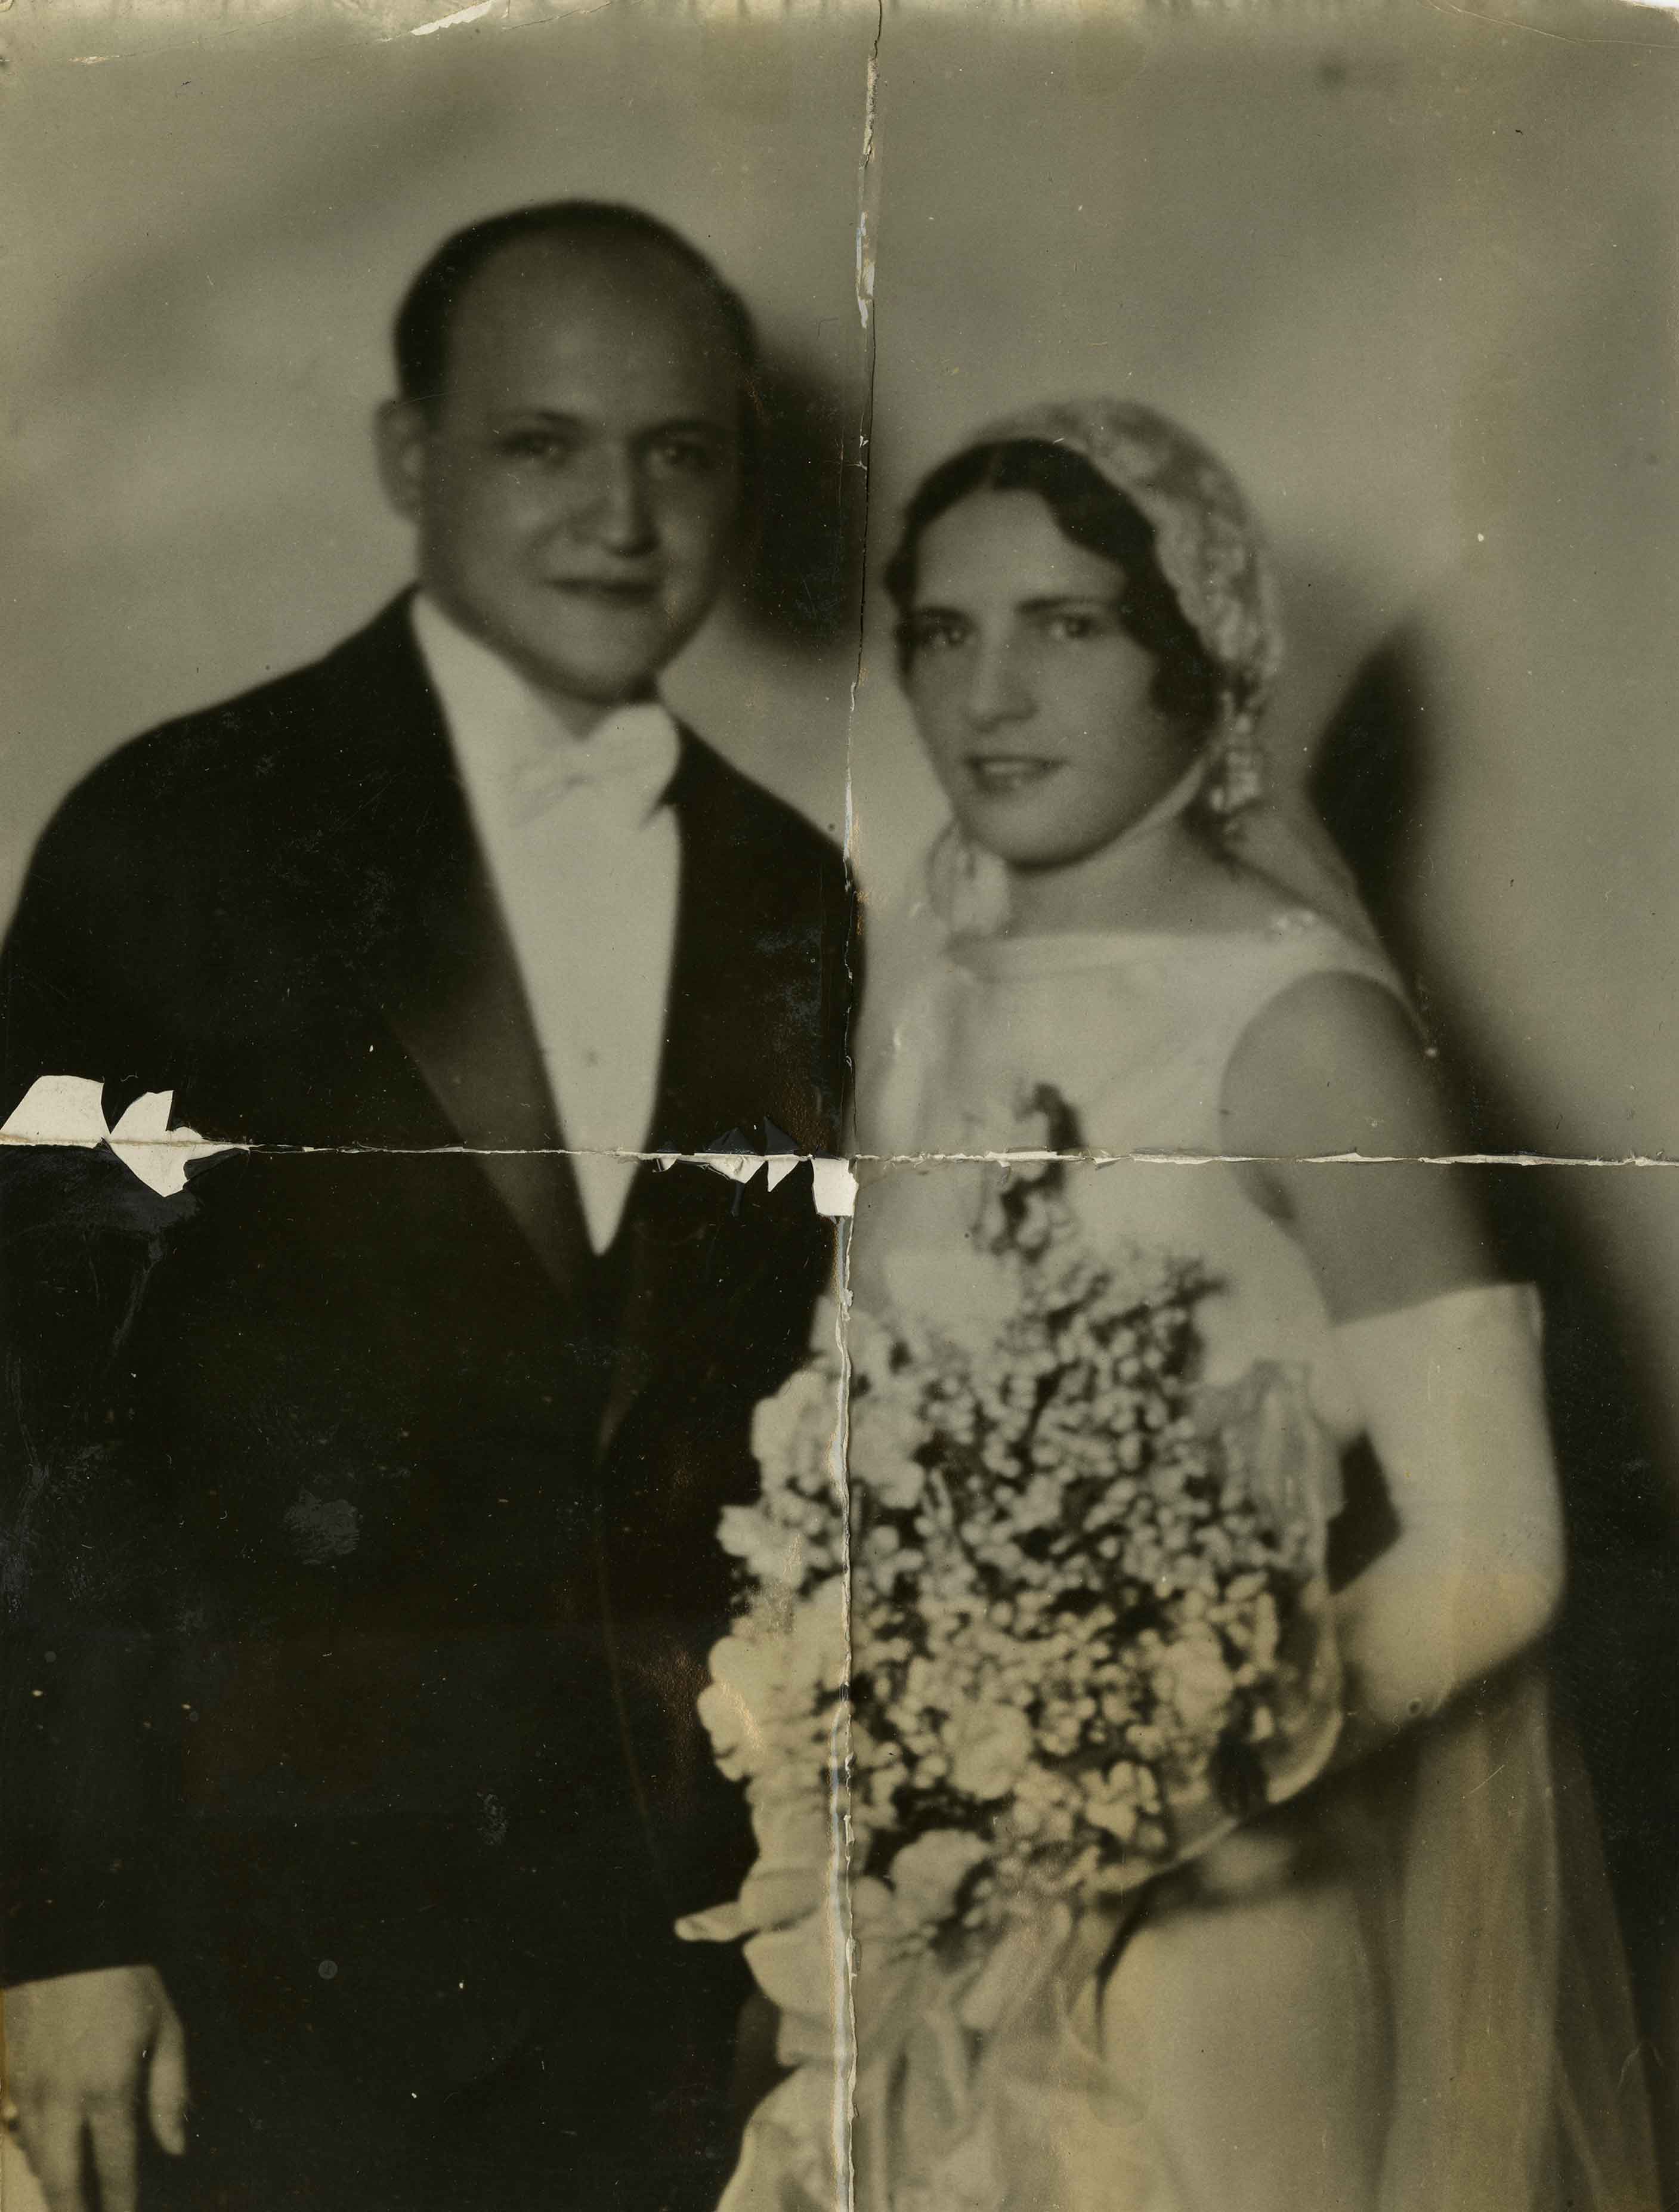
509, 702, 681, 831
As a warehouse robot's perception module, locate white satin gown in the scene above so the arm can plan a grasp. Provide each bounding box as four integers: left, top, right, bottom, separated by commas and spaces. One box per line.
836, 904, 1658, 2212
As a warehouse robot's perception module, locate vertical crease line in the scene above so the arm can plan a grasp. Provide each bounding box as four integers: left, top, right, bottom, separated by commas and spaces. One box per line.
843, 0, 883, 1141
828, 1220, 858, 2211
841, 24, 882, 2194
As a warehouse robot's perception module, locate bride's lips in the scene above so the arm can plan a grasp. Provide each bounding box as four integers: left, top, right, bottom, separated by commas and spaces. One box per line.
964, 755, 1065, 797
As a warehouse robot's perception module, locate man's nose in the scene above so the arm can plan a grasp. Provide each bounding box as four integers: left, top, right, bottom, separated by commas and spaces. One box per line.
577, 446, 655, 556
963, 639, 1032, 729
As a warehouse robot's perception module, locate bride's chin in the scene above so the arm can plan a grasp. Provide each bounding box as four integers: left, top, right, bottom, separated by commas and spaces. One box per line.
950, 820, 1069, 872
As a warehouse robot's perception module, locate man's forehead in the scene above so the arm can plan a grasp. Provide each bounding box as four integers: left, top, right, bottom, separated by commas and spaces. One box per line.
446, 234, 740, 395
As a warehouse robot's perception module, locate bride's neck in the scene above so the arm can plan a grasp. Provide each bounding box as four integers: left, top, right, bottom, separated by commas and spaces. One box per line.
1003, 812, 1208, 936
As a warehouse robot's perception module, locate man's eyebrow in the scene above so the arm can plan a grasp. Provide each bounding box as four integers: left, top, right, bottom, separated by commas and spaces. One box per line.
486, 409, 732, 441
637, 416, 731, 439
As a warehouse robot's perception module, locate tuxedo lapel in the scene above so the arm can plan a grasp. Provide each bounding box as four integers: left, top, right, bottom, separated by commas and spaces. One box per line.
316, 599, 596, 1311
380, 858, 598, 1315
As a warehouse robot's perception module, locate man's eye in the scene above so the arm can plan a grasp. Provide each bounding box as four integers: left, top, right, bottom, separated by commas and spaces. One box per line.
651, 437, 719, 474
498, 432, 575, 464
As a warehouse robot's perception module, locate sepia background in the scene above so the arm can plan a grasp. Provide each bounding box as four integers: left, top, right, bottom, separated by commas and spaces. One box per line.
848, 8, 1679, 2154
0, 3, 874, 871
4, 0, 1679, 2192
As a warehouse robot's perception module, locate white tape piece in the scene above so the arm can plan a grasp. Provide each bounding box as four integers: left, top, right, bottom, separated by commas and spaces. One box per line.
106, 1091, 238, 1198
1, 1077, 237, 1197
672, 1152, 857, 1218
810, 1156, 858, 1218
698, 1153, 763, 1189
0, 1073, 109, 1149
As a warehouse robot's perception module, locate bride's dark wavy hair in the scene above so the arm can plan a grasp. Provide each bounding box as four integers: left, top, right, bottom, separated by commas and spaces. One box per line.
883, 440, 1223, 739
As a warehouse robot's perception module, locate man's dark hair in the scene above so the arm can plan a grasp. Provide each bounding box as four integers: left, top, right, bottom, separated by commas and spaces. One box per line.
884, 438, 1222, 738
392, 200, 759, 416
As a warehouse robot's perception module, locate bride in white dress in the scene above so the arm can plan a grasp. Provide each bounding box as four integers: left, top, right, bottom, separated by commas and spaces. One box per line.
698, 399, 1658, 2210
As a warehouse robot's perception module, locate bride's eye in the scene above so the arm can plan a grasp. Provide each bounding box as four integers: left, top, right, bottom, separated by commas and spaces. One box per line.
901, 612, 970, 659
1043, 608, 1111, 644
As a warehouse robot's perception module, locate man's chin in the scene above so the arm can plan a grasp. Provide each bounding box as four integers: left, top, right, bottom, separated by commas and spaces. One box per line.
427, 592, 700, 716
506, 638, 676, 715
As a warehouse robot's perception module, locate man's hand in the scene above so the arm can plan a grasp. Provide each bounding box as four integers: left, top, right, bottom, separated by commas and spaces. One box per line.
2, 1966, 188, 2212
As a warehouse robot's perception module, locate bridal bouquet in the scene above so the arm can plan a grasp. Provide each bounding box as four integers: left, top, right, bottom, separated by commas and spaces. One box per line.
686, 1115, 1341, 1962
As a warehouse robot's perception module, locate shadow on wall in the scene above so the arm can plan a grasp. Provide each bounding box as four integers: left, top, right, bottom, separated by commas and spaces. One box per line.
736, 348, 867, 657
1313, 642, 1679, 2181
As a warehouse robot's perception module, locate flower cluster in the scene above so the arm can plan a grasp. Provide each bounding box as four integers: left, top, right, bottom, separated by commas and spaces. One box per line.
698, 1131, 1336, 1949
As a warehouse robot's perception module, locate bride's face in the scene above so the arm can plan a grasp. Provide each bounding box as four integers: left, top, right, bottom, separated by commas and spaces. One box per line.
901, 489, 1199, 872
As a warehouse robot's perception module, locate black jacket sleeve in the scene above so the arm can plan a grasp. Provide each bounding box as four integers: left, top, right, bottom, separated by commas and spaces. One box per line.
1, 794, 181, 1986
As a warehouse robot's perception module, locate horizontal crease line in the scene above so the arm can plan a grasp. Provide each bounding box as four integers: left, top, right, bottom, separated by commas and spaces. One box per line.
860, 1149, 1679, 1170
0, 1138, 1672, 1170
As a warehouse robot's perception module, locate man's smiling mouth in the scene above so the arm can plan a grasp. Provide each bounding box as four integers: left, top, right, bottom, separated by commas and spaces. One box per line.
552, 577, 660, 604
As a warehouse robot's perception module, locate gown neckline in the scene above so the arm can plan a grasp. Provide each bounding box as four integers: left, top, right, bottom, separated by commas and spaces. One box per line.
947, 908, 1338, 977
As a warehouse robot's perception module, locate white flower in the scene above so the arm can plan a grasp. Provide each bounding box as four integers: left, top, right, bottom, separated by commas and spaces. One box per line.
862, 1454, 927, 1515
1154, 1625, 1235, 1734
889, 1830, 989, 1927
850, 1391, 930, 1512
947, 1700, 1034, 1801
1006, 1474, 1063, 1533
697, 1573, 849, 1784
786, 1574, 851, 1700
900, 1653, 951, 1718
1083, 1759, 1149, 1842
717, 1503, 803, 1591
697, 1630, 787, 1780
751, 1792, 830, 1865
1086, 1797, 1139, 1842
849, 1875, 917, 1951
751, 1362, 843, 1498
845, 1305, 904, 1394
859, 1524, 908, 1585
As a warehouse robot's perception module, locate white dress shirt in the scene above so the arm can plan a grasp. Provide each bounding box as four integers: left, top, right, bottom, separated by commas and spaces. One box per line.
410, 593, 681, 1253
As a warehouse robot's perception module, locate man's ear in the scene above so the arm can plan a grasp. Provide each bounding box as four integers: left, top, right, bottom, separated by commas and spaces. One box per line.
373, 398, 431, 522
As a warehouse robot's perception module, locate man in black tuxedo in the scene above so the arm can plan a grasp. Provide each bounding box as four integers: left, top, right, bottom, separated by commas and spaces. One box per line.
0, 203, 852, 2211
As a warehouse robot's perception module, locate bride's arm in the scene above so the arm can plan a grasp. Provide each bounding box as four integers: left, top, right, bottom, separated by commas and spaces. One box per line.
1220, 973, 1566, 1755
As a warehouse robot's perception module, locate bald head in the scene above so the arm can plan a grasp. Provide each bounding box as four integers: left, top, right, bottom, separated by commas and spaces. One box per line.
441, 230, 747, 432
375, 213, 752, 732
392, 201, 756, 419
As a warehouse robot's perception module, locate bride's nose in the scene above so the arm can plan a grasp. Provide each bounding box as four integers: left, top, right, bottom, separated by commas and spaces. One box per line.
963, 636, 1033, 729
